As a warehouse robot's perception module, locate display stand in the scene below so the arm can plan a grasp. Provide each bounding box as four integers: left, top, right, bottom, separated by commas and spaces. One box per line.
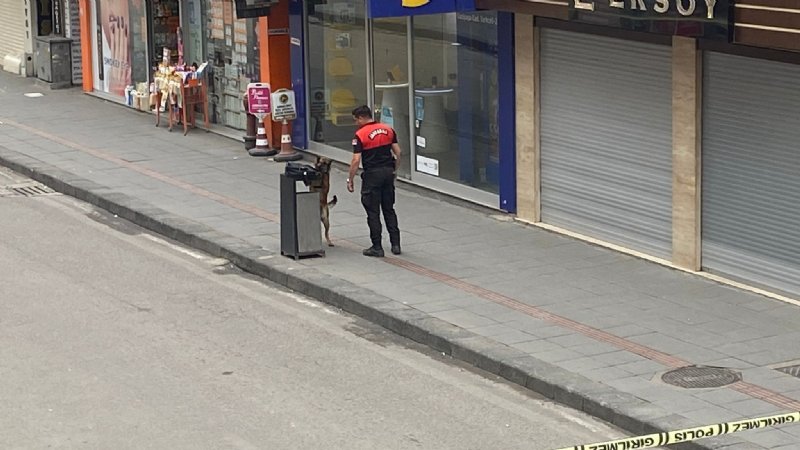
154, 71, 209, 135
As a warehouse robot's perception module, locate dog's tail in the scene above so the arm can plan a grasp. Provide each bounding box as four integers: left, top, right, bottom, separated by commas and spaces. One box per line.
328, 195, 338, 208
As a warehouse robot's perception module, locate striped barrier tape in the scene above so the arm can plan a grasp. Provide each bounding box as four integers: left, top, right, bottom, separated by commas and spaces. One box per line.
555, 411, 800, 450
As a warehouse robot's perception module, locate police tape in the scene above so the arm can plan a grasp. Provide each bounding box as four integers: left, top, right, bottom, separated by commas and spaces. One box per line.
555, 411, 800, 450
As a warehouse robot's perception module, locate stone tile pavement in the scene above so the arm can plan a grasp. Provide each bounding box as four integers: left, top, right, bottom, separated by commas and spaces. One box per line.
2, 73, 800, 449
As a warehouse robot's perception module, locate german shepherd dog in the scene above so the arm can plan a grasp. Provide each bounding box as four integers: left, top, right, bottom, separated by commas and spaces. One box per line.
308, 156, 338, 246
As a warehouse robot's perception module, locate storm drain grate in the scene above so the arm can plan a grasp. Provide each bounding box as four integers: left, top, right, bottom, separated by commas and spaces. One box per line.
662, 365, 742, 389
0, 182, 57, 197
776, 364, 800, 379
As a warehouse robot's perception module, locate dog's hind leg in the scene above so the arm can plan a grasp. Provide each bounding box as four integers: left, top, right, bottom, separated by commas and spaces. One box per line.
321, 207, 333, 247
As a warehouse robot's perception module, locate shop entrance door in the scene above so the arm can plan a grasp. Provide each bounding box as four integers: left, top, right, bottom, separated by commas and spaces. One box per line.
371, 17, 412, 178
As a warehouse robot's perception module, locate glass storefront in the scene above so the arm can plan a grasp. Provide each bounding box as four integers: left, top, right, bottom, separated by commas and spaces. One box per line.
90, 0, 260, 131
413, 12, 499, 193
304, 0, 500, 195
307, 0, 369, 151
372, 17, 412, 177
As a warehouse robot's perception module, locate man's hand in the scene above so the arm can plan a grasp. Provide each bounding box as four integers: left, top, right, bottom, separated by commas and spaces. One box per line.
348, 153, 361, 194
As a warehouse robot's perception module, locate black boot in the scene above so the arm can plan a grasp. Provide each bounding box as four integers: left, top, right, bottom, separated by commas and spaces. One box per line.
391, 244, 401, 255
363, 246, 385, 257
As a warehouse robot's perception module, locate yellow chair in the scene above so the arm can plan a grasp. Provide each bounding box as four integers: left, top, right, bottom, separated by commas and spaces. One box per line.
328, 57, 354, 77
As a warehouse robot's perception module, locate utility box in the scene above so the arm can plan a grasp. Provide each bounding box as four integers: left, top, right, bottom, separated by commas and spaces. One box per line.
35, 36, 73, 89
280, 173, 325, 259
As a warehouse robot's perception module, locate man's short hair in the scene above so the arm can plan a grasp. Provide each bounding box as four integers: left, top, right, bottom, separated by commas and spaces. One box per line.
352, 105, 373, 119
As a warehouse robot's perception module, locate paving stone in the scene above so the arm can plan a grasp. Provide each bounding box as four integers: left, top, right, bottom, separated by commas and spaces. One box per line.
723, 398, 784, 417
433, 309, 499, 329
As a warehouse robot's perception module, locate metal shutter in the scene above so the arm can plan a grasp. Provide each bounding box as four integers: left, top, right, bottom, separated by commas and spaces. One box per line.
540, 29, 673, 258
0, 1, 27, 65
702, 52, 800, 296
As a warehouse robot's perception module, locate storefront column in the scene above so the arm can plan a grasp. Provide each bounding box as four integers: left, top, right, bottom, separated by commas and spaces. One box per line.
515, 15, 539, 223
671, 36, 701, 271
259, 0, 291, 149
78, 0, 92, 92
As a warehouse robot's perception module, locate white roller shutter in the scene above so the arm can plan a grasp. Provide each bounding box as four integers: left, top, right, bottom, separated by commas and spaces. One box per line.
702, 52, 800, 296
540, 29, 673, 259
0, 1, 28, 67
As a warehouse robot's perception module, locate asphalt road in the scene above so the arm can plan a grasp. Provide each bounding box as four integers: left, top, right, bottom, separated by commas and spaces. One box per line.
0, 167, 635, 450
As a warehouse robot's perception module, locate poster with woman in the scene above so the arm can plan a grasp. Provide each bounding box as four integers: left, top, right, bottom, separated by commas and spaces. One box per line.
98, 0, 144, 96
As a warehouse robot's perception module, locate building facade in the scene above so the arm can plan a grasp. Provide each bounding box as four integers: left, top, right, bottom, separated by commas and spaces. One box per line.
1, 1, 37, 76
287, 0, 516, 210
479, 0, 800, 298
75, 0, 293, 136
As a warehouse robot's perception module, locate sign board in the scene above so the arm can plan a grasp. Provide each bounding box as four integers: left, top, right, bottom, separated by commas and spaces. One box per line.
271, 89, 297, 121
246, 83, 272, 117
234, 0, 278, 19
310, 88, 326, 116
568, 0, 731, 39
53, 0, 63, 35
369, 0, 476, 18
416, 155, 439, 176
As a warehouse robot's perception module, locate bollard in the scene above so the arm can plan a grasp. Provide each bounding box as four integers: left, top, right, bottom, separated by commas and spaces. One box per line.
243, 97, 257, 151
250, 118, 278, 157
273, 119, 303, 162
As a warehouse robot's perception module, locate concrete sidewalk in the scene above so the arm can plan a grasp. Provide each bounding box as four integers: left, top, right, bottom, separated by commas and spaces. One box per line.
1, 73, 799, 449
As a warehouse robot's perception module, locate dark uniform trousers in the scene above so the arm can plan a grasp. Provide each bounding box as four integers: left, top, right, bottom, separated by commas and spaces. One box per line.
361, 166, 400, 248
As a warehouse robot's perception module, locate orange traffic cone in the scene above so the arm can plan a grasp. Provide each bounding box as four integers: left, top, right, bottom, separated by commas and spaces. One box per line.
273, 119, 303, 162
249, 118, 277, 157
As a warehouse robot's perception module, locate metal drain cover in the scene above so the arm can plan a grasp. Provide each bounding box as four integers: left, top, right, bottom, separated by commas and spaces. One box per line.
0, 182, 56, 197
776, 364, 800, 379
662, 366, 741, 389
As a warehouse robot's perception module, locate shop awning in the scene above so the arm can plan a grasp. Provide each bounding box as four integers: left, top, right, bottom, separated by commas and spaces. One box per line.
368, 0, 476, 18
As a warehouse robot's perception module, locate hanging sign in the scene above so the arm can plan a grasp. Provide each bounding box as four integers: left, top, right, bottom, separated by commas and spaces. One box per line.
568, 0, 731, 39
369, 0, 476, 18
271, 89, 297, 121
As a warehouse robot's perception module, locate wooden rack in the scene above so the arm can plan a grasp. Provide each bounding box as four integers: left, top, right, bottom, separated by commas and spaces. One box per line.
154, 72, 210, 135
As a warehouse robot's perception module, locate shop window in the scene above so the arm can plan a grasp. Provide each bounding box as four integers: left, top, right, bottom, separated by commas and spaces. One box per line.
412, 12, 499, 193
372, 17, 412, 177
307, 0, 369, 151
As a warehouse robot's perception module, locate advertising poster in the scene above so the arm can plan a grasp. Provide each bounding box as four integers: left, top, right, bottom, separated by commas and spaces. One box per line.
99, 0, 142, 96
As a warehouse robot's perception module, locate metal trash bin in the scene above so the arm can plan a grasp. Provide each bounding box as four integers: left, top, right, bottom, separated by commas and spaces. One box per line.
280, 164, 325, 259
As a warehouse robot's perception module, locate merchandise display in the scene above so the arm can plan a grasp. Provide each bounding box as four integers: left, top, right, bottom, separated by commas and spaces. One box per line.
152, 58, 209, 135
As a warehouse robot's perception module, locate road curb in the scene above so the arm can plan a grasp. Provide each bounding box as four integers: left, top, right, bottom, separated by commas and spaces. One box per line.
0, 147, 756, 450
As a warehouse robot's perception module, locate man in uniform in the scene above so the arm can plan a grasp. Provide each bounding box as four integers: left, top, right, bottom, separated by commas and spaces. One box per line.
346, 105, 402, 257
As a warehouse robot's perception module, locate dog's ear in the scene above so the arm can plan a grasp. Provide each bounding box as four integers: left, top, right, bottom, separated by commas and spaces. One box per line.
316, 155, 321, 164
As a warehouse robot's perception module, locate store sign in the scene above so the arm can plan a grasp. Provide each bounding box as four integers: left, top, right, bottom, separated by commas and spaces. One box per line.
271, 89, 297, 121
234, 0, 279, 19
247, 83, 272, 117
369, 0, 476, 18
53, 0, 63, 35
569, 0, 731, 39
